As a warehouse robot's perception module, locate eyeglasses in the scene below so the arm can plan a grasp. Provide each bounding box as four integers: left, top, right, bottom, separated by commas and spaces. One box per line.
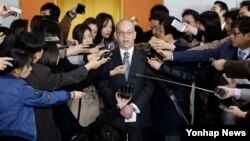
231, 31, 242, 37
182, 21, 195, 25
117, 31, 134, 36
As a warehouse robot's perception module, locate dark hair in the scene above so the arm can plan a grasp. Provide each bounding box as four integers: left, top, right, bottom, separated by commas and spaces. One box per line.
199, 11, 224, 42
38, 19, 64, 44
4, 48, 33, 72
232, 16, 250, 34
224, 8, 239, 21
40, 2, 60, 21
94, 13, 115, 45
149, 12, 166, 22
30, 15, 49, 32
10, 19, 28, 37
0, 27, 16, 56
83, 17, 98, 26
150, 4, 169, 18
93, 123, 127, 141
72, 23, 92, 44
161, 16, 183, 39
182, 9, 199, 22
38, 42, 59, 66
135, 25, 144, 44
17, 32, 45, 54
214, 1, 228, 12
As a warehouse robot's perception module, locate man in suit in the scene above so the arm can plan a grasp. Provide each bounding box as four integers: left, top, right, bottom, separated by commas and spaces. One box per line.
98, 19, 154, 141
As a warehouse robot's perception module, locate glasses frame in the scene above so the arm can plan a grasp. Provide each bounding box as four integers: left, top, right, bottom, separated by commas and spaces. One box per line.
231, 31, 242, 37
117, 30, 135, 37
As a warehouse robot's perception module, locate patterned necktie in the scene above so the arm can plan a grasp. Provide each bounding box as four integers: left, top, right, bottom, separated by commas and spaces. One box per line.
238, 50, 246, 60
123, 52, 130, 81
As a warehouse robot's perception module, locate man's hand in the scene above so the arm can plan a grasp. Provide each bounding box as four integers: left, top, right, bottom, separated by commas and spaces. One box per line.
157, 49, 173, 61
183, 23, 196, 35
215, 86, 234, 99
149, 37, 176, 50
227, 106, 247, 118
110, 65, 128, 76
115, 93, 131, 109
84, 57, 109, 71
0, 4, 12, 19
212, 59, 226, 71
147, 58, 163, 70
120, 105, 134, 119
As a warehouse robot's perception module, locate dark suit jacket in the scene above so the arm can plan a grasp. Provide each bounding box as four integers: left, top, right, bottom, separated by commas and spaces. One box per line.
173, 42, 237, 63
98, 47, 154, 128
224, 60, 250, 80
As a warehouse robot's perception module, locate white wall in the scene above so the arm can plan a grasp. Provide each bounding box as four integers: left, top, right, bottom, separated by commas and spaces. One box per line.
164, 0, 244, 20
0, 0, 19, 27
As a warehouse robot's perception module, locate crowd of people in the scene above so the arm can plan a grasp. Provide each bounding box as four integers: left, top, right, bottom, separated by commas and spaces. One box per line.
0, 1, 250, 141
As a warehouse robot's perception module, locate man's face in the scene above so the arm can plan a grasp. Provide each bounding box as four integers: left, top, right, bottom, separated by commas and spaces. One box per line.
150, 19, 161, 38
239, 6, 250, 17
211, 4, 224, 17
182, 15, 198, 35
116, 21, 136, 50
230, 27, 250, 49
40, 9, 50, 16
225, 18, 233, 35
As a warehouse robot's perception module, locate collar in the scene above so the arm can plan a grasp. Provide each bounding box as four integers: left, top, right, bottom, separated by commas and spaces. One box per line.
120, 47, 134, 63
238, 48, 250, 59
120, 47, 134, 56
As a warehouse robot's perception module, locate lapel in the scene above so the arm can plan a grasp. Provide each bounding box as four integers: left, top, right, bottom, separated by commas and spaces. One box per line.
112, 48, 126, 81
127, 48, 138, 82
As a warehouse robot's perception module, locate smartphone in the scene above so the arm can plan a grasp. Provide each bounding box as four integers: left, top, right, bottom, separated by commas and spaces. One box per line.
214, 88, 226, 98
171, 19, 186, 32
10, 6, 22, 17
76, 3, 85, 14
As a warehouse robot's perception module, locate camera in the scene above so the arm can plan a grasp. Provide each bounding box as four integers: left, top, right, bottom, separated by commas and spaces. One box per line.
117, 84, 133, 99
